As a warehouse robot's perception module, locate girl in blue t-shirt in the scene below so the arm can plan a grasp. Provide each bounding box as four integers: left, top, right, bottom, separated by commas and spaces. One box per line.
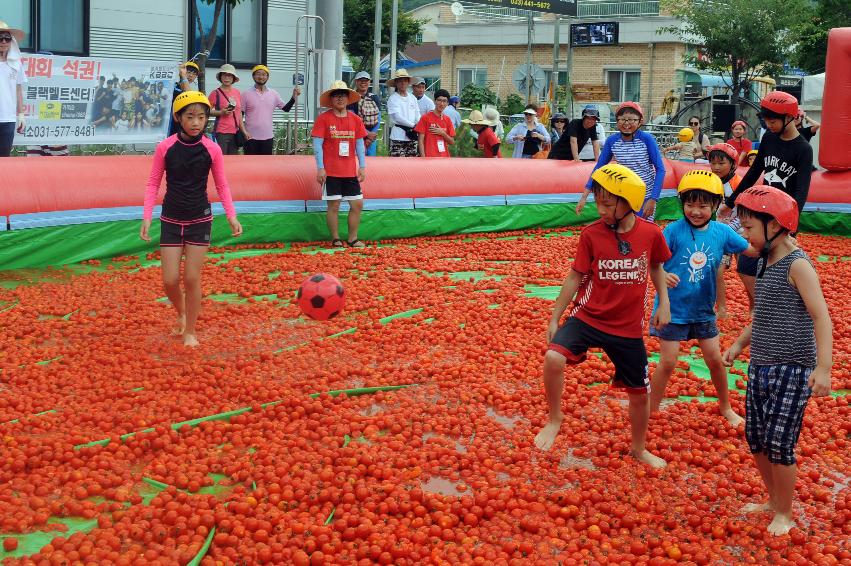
648, 170, 756, 427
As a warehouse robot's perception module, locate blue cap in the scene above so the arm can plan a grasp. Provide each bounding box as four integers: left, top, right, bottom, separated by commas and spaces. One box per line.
449, 96, 460, 104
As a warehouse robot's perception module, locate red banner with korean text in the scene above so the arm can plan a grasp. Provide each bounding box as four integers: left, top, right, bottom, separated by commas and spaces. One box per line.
14, 54, 177, 145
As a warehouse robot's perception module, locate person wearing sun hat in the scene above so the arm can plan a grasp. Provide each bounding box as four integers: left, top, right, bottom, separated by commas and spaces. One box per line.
0, 20, 26, 157
347, 71, 382, 156
208, 64, 250, 154
462, 110, 501, 158
311, 80, 369, 248
242, 64, 299, 155
386, 69, 421, 157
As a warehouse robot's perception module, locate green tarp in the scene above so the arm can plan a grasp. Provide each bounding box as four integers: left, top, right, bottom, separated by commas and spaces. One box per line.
0, 199, 847, 270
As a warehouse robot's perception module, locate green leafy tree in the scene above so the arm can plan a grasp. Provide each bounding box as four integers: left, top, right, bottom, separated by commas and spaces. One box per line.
460, 83, 497, 109
343, 0, 425, 71
499, 93, 526, 116
792, 0, 851, 74
193, 0, 248, 92
661, 0, 805, 108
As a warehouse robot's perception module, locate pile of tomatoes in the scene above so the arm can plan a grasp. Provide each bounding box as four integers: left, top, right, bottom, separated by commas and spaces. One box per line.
0, 228, 848, 565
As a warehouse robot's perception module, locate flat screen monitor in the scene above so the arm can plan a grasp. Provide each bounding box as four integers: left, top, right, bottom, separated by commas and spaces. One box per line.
570, 22, 619, 46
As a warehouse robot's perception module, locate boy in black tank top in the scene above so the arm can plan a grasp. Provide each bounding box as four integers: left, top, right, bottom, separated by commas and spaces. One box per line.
722, 186, 833, 537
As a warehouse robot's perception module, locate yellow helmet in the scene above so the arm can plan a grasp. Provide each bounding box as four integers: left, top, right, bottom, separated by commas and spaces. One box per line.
251, 64, 270, 75
678, 127, 694, 142
590, 164, 647, 212
677, 169, 724, 197
173, 91, 211, 115
184, 61, 200, 72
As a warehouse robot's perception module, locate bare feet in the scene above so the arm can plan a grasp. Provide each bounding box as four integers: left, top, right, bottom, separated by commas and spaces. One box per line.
172, 313, 186, 336
767, 512, 795, 536
721, 407, 745, 427
183, 333, 199, 347
630, 449, 667, 469
742, 501, 773, 514
534, 419, 563, 451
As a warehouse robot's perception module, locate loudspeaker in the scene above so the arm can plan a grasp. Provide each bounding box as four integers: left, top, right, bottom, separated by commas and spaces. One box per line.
712, 103, 736, 134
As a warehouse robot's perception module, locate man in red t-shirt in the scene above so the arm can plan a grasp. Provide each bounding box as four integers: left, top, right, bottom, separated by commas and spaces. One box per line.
463, 110, 502, 158
534, 164, 672, 470
414, 89, 455, 158
311, 80, 368, 248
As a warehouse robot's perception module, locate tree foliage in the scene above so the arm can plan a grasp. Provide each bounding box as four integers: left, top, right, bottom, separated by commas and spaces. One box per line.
460, 83, 497, 110
660, 0, 805, 103
194, 0, 247, 92
499, 93, 526, 116
791, 0, 851, 74
343, 0, 425, 71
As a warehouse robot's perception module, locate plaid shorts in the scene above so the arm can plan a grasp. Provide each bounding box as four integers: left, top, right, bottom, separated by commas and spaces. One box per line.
389, 140, 418, 157
745, 364, 812, 465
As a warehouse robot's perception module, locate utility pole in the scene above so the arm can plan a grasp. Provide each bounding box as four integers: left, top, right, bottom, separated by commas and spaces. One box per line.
372, 0, 382, 95
551, 15, 560, 110
390, 0, 399, 78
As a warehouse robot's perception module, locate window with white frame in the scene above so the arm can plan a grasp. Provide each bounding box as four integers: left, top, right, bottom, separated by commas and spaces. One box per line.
458, 68, 487, 90
606, 70, 641, 103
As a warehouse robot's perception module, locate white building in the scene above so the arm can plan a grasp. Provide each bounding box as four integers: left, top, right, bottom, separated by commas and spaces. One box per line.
4, 0, 338, 119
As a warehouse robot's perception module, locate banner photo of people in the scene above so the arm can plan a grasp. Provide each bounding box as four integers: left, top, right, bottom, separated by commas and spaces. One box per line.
15, 54, 177, 145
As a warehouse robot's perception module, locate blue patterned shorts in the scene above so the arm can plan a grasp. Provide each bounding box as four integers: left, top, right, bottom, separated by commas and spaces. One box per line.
745, 364, 812, 465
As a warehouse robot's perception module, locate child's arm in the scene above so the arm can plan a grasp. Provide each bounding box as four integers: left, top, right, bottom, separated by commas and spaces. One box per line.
725, 145, 765, 207
722, 324, 752, 366
661, 142, 681, 154
547, 270, 584, 342
356, 138, 366, 182
142, 142, 167, 221
646, 137, 666, 201
312, 137, 326, 185
583, 136, 614, 191
791, 259, 833, 396
649, 263, 670, 329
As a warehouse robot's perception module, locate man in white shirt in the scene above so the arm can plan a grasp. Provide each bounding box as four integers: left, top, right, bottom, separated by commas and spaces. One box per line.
386, 69, 421, 157
412, 77, 435, 116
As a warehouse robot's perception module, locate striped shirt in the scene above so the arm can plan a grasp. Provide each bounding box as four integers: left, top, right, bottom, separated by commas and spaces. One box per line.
751, 249, 817, 367
586, 130, 665, 201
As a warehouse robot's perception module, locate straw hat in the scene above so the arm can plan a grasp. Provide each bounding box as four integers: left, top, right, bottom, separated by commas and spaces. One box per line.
481, 107, 501, 126
216, 64, 240, 83
462, 110, 490, 126
319, 80, 361, 107
386, 69, 412, 88
0, 21, 24, 43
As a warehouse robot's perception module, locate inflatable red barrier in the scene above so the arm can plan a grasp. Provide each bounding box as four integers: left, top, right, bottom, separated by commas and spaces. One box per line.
1, 155, 849, 217
820, 27, 851, 171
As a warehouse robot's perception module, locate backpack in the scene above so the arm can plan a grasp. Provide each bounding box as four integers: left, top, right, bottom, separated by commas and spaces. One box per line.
359, 94, 380, 128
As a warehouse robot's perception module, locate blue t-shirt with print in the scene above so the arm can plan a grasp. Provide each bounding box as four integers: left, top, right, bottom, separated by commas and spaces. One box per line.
653, 219, 748, 324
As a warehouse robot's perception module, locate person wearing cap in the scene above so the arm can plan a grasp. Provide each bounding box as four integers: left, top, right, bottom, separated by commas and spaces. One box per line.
241, 64, 299, 155
481, 107, 504, 140
178, 61, 200, 92
0, 21, 26, 157
727, 119, 752, 166
311, 81, 368, 248
412, 77, 435, 116
549, 113, 567, 145
549, 107, 600, 162
414, 88, 455, 158
578, 113, 606, 162
580, 102, 665, 220
462, 110, 501, 158
208, 64, 251, 155
444, 96, 462, 129
347, 71, 382, 157
386, 69, 421, 157
506, 104, 550, 159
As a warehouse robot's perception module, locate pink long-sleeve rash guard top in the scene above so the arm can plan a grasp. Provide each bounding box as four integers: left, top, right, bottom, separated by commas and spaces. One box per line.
143, 134, 237, 222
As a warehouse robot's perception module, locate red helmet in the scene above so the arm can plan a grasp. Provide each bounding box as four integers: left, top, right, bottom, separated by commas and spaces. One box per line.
616, 101, 643, 119
707, 142, 738, 163
760, 91, 799, 117
735, 185, 799, 232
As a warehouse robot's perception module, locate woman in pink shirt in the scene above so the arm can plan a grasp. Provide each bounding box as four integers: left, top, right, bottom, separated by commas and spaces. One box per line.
208, 64, 251, 155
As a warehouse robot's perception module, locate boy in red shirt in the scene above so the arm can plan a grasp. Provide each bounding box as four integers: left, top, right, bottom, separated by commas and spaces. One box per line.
414, 88, 455, 158
312, 80, 368, 248
463, 110, 502, 158
534, 164, 672, 468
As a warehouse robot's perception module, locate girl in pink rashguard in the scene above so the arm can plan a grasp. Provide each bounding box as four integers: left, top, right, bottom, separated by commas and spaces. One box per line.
140, 91, 242, 347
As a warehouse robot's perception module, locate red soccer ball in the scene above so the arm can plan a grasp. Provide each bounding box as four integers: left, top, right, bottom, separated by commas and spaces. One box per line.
297, 273, 345, 320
